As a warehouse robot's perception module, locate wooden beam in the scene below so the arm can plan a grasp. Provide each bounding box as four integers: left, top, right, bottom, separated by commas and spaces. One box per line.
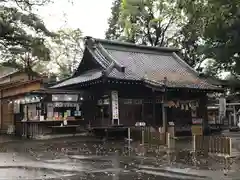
2, 81, 41, 98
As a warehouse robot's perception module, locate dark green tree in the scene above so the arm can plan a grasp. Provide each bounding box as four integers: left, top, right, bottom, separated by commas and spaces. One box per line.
105, 0, 123, 40
119, 0, 183, 46
106, 0, 183, 46
0, 0, 55, 78
178, 0, 240, 75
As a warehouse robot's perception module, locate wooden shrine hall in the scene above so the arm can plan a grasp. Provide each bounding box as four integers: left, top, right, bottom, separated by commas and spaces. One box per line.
51, 36, 223, 137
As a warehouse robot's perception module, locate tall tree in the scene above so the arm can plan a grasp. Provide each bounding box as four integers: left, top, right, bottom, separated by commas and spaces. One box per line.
117, 0, 183, 46
172, 0, 208, 67
178, 0, 240, 75
105, 0, 208, 68
105, 0, 123, 40
47, 28, 83, 80
0, 0, 55, 77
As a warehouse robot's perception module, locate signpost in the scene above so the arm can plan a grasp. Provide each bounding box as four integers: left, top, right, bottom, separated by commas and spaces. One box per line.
135, 122, 146, 145
191, 118, 203, 136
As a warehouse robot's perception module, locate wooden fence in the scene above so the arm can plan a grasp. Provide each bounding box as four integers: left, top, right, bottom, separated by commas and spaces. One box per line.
193, 135, 232, 157
130, 127, 167, 146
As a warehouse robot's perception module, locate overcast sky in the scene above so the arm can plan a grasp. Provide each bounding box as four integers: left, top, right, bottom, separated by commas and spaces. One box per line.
37, 0, 113, 39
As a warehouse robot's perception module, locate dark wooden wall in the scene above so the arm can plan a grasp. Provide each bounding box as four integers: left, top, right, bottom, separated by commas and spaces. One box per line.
69, 81, 208, 128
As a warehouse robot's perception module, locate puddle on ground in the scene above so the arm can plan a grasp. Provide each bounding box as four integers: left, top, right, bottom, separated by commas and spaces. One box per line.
0, 167, 75, 180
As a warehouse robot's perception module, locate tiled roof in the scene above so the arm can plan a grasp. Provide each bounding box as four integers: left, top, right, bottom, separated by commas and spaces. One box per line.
86, 37, 221, 90
52, 37, 222, 90
51, 69, 103, 88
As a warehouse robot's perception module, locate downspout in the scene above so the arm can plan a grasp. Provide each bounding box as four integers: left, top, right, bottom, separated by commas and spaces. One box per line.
0, 90, 2, 131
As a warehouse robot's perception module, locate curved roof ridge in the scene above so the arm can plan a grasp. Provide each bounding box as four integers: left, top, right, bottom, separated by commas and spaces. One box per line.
85, 36, 179, 53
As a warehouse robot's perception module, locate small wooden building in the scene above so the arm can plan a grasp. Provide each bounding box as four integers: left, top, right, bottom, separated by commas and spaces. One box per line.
51, 37, 223, 136
0, 79, 42, 133
0, 78, 86, 138
0, 68, 42, 133
13, 89, 85, 138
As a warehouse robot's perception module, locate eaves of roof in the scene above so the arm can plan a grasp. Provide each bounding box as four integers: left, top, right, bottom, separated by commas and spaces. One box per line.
0, 70, 19, 80
50, 69, 103, 89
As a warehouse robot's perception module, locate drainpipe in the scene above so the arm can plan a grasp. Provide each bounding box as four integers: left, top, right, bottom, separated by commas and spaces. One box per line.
0, 90, 2, 131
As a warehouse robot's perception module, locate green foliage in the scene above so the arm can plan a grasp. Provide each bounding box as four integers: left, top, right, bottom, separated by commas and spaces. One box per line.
106, 0, 240, 76
106, 0, 184, 46
178, 0, 240, 75
119, 0, 184, 46
47, 28, 83, 80
105, 0, 123, 40
0, 0, 55, 76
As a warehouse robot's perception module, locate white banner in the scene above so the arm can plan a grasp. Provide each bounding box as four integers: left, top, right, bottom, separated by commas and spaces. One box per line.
219, 97, 226, 117
111, 91, 119, 124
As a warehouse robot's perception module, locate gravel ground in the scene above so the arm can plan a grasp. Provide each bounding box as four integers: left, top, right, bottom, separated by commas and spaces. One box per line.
0, 135, 239, 180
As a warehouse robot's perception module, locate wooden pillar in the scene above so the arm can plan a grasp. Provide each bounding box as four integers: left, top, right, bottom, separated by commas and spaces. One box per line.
108, 90, 112, 126
162, 90, 167, 133
162, 103, 166, 133
163, 77, 167, 133
152, 90, 156, 126
141, 97, 144, 122
199, 93, 208, 134
26, 104, 29, 138
233, 105, 237, 126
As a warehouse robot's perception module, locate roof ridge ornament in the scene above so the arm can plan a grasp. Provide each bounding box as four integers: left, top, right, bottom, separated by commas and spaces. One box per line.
143, 71, 148, 80
85, 36, 96, 49
163, 77, 168, 86
97, 43, 125, 73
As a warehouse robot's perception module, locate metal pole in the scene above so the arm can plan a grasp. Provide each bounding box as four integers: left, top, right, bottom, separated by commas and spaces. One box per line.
127, 127, 131, 156
128, 128, 131, 145
193, 135, 196, 152
167, 132, 170, 149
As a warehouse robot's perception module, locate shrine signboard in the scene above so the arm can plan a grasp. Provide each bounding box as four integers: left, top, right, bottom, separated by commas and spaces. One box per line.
111, 91, 119, 125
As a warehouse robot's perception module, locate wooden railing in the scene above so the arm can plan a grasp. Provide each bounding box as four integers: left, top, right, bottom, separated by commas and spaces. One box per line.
193, 135, 232, 157
126, 127, 233, 158
130, 127, 167, 146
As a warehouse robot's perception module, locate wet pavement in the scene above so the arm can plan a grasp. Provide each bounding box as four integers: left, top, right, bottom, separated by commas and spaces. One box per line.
0, 135, 240, 180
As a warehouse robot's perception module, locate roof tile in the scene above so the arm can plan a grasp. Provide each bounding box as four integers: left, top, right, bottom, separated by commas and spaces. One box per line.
51, 69, 102, 88
102, 46, 218, 89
